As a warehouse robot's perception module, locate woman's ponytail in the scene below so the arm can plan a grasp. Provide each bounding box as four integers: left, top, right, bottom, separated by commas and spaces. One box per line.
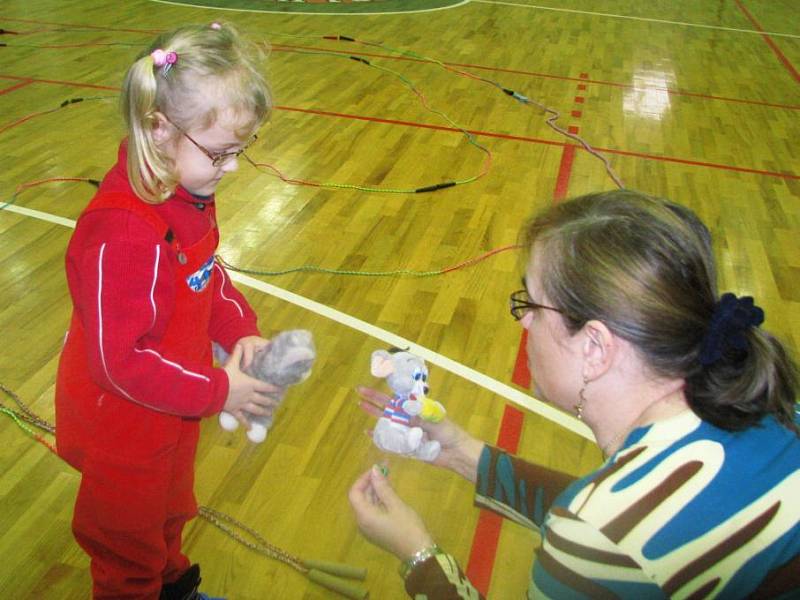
686, 325, 799, 432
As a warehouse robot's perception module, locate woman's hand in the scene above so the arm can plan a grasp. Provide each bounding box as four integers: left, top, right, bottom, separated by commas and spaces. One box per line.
348, 465, 435, 561
357, 386, 485, 482
222, 344, 281, 428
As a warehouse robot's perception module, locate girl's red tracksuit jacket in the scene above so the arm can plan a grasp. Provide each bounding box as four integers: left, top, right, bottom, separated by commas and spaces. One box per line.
55, 143, 260, 598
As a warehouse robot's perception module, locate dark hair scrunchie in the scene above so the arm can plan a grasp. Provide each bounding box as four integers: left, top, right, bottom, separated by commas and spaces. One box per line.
699, 293, 764, 366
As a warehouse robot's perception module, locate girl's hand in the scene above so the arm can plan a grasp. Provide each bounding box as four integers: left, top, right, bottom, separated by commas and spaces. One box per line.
234, 335, 271, 370
356, 386, 485, 482
348, 465, 434, 561
223, 344, 280, 428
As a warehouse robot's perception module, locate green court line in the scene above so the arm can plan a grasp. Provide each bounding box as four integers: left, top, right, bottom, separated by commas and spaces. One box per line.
149, 0, 467, 14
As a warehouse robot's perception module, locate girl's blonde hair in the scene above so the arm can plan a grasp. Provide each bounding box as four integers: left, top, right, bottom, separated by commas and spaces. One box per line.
120, 23, 272, 203
523, 190, 798, 433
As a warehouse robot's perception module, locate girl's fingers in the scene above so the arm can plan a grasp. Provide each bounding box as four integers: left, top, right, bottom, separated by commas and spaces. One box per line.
226, 343, 243, 369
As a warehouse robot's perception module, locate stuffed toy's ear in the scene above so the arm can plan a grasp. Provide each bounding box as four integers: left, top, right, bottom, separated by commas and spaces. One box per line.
370, 350, 395, 378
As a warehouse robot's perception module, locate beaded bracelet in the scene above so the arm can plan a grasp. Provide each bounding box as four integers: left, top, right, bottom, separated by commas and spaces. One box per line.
398, 544, 442, 579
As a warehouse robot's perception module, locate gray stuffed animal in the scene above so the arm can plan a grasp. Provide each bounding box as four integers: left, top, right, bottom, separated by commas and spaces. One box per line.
370, 348, 445, 461
215, 329, 316, 443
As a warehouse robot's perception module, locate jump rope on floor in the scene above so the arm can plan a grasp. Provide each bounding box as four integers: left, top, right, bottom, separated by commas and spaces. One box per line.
2, 26, 622, 278
0, 382, 370, 599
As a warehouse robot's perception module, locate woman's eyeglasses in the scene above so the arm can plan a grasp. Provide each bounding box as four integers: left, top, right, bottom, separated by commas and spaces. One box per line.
508, 288, 563, 321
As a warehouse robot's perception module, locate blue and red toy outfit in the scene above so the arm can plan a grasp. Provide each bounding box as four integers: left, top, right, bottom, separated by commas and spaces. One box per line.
55, 142, 259, 599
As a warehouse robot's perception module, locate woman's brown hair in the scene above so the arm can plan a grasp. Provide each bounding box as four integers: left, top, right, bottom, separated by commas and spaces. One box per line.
523, 189, 798, 432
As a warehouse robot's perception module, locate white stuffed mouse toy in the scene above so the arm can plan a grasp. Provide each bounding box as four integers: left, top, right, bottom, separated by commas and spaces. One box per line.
370, 348, 446, 461
215, 329, 316, 443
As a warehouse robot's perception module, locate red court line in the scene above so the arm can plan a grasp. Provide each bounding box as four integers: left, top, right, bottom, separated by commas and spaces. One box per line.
1, 77, 796, 181
466, 71, 585, 594
553, 145, 577, 199
272, 43, 800, 111
0, 74, 118, 91
512, 330, 531, 388
0, 109, 58, 136
0, 15, 161, 35
278, 105, 800, 181
0, 79, 32, 96
734, 0, 800, 84
466, 512, 503, 596
465, 405, 525, 595
276, 104, 566, 145
1, 13, 796, 110
593, 145, 800, 181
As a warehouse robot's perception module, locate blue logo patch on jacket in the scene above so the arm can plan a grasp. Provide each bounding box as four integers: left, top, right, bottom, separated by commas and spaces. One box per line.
187, 256, 214, 292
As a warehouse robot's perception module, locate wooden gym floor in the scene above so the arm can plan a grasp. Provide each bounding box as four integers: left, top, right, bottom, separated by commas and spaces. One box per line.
0, 0, 798, 598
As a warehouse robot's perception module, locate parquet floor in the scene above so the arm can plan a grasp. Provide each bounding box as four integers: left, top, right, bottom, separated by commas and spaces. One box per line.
1, 1, 797, 598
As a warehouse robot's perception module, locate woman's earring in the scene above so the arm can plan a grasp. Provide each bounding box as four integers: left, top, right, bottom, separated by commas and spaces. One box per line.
575, 377, 588, 420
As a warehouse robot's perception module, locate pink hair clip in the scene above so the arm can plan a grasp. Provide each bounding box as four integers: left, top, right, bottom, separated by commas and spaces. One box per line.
151, 48, 178, 76
151, 48, 167, 66
210, 22, 222, 30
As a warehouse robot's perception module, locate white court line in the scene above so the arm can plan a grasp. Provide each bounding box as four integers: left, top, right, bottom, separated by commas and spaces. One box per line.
0, 202, 594, 441
474, 0, 800, 40
1, 204, 77, 229
147, 0, 471, 17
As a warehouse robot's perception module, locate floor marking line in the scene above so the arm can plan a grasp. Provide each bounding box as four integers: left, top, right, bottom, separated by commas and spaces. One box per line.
146, 0, 471, 16
0, 202, 595, 441
276, 105, 800, 180
1, 11, 797, 108
4, 38, 800, 110
0, 74, 119, 92
5, 6, 799, 37
0, 80, 33, 96
734, 0, 800, 84
0, 83, 795, 181
472, 0, 800, 39
0, 204, 77, 228
0, 15, 162, 34
272, 43, 799, 110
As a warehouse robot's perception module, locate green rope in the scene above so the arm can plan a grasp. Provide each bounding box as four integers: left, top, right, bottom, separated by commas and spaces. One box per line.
262, 47, 490, 193
217, 256, 444, 278
0, 406, 39, 438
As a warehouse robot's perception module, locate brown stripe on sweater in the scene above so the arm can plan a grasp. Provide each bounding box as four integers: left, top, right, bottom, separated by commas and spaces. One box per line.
748, 552, 800, 599
602, 461, 703, 543
574, 447, 647, 513
483, 447, 578, 519
683, 577, 721, 600
511, 455, 578, 512
546, 527, 641, 567
663, 501, 780, 595
483, 446, 499, 499
537, 547, 621, 599
550, 506, 581, 520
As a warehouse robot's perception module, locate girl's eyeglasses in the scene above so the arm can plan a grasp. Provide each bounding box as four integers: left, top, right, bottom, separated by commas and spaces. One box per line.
181, 129, 257, 168
508, 288, 563, 321
164, 115, 257, 167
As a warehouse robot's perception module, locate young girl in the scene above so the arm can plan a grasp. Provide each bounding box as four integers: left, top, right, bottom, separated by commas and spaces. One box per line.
55, 23, 276, 599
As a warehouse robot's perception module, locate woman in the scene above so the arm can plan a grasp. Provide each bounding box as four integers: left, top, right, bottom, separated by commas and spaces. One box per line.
349, 190, 800, 598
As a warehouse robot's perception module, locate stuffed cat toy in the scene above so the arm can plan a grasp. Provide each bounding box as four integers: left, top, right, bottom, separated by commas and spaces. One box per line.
370, 348, 446, 462
215, 329, 316, 443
